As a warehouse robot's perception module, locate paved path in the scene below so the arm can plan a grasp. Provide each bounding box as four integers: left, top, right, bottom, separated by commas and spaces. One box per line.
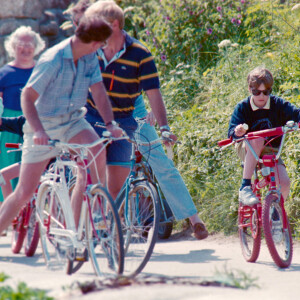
0, 230, 299, 299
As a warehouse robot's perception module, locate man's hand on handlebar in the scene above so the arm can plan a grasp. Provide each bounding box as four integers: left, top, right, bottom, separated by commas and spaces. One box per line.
161, 130, 177, 147
106, 123, 124, 138
33, 130, 50, 145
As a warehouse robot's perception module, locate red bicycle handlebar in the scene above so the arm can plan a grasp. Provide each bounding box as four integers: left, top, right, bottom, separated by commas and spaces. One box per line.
5, 143, 21, 149
247, 127, 284, 139
218, 122, 300, 147
218, 138, 232, 147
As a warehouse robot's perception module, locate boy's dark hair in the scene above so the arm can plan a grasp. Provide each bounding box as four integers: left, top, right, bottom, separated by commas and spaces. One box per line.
75, 14, 112, 43
247, 67, 274, 89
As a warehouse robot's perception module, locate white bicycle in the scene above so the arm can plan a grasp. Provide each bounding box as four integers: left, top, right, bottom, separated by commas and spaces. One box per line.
35, 136, 125, 277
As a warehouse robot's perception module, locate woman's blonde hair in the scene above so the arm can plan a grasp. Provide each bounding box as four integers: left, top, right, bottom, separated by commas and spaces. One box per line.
4, 26, 45, 58
85, 1, 124, 29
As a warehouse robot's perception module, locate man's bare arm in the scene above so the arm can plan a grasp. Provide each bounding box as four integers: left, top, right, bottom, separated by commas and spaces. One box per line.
145, 88, 177, 144
90, 82, 114, 124
145, 88, 168, 127
21, 87, 49, 144
90, 81, 123, 137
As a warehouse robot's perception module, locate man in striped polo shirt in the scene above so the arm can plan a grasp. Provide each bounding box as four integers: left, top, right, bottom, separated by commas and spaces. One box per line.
84, 1, 175, 200
82, 0, 208, 240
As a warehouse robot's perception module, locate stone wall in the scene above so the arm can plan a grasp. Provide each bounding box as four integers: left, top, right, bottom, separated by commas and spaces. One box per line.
0, 0, 76, 66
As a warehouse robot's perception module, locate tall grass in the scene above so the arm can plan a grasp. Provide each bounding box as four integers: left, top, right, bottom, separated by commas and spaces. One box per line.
120, 0, 300, 235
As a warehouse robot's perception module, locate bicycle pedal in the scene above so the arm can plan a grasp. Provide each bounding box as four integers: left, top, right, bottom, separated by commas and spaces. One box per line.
74, 248, 89, 262
94, 221, 107, 230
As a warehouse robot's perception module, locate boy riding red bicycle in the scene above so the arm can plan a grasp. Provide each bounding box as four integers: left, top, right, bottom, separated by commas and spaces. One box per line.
227, 67, 300, 207
220, 67, 300, 268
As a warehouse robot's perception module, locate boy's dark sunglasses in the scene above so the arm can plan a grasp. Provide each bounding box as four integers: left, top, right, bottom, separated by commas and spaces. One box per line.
251, 88, 272, 96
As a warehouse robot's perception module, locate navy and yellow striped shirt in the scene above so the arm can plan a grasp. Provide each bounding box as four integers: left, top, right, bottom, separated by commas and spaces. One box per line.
86, 32, 160, 118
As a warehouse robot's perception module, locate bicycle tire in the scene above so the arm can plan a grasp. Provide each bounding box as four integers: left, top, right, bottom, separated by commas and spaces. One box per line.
24, 201, 40, 257
262, 193, 293, 268
116, 181, 160, 277
37, 183, 73, 272
238, 203, 261, 262
85, 184, 124, 277
11, 207, 27, 254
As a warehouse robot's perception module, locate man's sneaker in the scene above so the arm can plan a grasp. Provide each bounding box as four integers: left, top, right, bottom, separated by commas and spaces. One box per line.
192, 223, 209, 240
239, 186, 259, 206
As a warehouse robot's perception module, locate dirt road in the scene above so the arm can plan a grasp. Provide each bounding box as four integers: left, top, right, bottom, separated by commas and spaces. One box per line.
0, 229, 299, 299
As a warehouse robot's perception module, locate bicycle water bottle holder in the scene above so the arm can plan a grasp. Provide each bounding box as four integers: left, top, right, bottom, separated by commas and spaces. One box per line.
256, 177, 269, 190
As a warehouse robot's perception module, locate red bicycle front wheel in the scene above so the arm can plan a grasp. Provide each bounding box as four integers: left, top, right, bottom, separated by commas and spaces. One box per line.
11, 207, 27, 254
262, 193, 293, 268
238, 203, 261, 262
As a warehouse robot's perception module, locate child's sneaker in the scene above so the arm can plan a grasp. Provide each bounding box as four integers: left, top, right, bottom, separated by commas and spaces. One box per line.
239, 186, 259, 206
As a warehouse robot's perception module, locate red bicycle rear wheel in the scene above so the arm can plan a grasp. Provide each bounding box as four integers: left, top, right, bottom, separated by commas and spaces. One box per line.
238, 203, 261, 262
24, 203, 40, 257
262, 193, 292, 268
11, 207, 27, 254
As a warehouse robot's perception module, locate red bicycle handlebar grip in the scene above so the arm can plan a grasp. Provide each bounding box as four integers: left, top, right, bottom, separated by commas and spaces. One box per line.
247, 127, 284, 139
218, 138, 232, 147
5, 143, 20, 149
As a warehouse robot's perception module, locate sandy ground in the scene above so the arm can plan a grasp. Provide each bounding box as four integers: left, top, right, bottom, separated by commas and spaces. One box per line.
0, 228, 299, 300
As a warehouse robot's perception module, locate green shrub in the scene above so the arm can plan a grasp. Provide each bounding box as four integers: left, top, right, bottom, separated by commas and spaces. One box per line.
119, 0, 300, 235
0, 272, 53, 300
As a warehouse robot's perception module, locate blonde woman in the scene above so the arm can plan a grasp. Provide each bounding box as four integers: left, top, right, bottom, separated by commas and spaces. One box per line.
0, 26, 45, 204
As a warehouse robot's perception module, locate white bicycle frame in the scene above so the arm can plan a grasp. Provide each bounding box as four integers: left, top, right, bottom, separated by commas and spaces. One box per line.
36, 136, 126, 258
36, 158, 87, 254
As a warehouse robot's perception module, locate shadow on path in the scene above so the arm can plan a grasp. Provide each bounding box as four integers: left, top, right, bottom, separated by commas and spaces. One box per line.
150, 248, 226, 264
0, 253, 44, 267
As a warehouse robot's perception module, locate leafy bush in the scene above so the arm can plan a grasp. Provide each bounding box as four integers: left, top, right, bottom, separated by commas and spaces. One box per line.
120, 0, 300, 235
123, 0, 249, 67
0, 272, 53, 300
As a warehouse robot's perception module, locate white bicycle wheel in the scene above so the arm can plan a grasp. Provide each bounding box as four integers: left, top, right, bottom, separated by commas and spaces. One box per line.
85, 184, 124, 277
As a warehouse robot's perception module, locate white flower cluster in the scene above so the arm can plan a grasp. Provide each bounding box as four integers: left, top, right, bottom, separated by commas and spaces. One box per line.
291, 4, 300, 11
218, 39, 232, 48
218, 39, 239, 50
